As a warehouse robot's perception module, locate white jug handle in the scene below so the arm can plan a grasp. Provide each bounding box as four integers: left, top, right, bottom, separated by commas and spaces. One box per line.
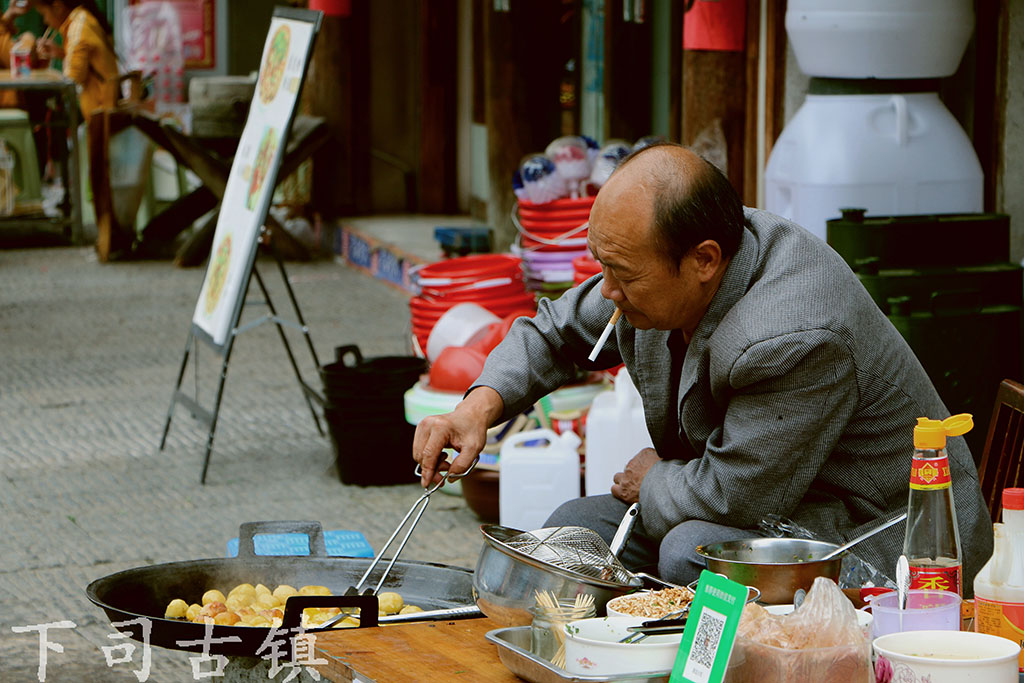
558, 429, 582, 451
503, 428, 558, 450
890, 95, 908, 147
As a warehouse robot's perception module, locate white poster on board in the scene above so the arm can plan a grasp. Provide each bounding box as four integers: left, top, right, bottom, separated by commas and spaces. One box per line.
191, 15, 314, 347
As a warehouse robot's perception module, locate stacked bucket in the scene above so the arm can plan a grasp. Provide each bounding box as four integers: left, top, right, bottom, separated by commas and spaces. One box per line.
514, 196, 595, 302
409, 254, 536, 355
573, 254, 602, 286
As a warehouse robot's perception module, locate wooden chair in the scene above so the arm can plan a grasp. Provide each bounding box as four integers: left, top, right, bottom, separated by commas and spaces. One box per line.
976, 379, 1024, 521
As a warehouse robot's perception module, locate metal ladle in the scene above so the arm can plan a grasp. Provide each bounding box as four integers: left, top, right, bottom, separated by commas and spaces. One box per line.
819, 511, 908, 561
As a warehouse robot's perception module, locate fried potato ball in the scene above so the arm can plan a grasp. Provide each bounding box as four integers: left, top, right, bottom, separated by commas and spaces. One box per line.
228, 583, 255, 598
179, 582, 383, 627
199, 602, 227, 618
214, 611, 240, 626
273, 584, 298, 601
202, 589, 226, 606
377, 591, 403, 615
226, 594, 255, 612
164, 599, 188, 619
399, 605, 423, 615
254, 593, 281, 610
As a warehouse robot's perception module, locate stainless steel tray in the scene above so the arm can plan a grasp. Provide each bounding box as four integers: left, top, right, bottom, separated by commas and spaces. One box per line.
485, 626, 671, 683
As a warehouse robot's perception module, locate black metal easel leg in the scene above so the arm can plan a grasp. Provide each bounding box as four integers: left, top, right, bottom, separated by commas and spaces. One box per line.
253, 265, 324, 436
159, 330, 194, 450
273, 247, 323, 371
199, 344, 234, 485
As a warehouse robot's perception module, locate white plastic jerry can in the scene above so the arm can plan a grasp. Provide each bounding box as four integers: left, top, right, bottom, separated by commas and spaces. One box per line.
499, 428, 582, 531
584, 369, 654, 498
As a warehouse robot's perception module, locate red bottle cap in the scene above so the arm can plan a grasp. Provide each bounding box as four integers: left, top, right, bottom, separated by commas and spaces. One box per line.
1003, 488, 1024, 510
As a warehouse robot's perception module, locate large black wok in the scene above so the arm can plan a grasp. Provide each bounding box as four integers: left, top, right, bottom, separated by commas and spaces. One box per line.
86, 521, 475, 656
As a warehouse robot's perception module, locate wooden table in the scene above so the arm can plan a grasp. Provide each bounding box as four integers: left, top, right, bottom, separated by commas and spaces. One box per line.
89, 111, 328, 263
313, 618, 519, 682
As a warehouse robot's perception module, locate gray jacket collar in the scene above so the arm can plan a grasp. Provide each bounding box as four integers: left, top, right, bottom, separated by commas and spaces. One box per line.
679, 224, 759, 405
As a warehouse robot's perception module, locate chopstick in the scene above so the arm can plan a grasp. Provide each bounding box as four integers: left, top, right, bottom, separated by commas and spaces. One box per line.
40, 27, 53, 43
535, 590, 595, 669
587, 308, 622, 361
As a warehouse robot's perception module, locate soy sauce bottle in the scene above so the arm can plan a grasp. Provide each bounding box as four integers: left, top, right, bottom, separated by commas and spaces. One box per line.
901, 414, 972, 596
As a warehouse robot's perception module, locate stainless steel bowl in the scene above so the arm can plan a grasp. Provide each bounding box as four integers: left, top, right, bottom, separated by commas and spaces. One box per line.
695, 538, 843, 605
473, 524, 643, 627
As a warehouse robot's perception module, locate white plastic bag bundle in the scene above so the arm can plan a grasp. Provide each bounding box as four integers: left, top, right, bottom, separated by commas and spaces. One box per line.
122, 2, 185, 110
725, 577, 871, 683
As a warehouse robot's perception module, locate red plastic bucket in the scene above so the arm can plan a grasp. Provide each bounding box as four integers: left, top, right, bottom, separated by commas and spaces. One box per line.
414, 254, 521, 286
518, 196, 596, 211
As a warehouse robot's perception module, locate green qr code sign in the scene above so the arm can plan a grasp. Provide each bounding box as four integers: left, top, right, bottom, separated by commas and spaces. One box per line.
670, 571, 747, 683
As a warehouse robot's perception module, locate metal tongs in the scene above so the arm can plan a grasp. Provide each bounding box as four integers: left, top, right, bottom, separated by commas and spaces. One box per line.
619, 607, 692, 644
316, 456, 479, 630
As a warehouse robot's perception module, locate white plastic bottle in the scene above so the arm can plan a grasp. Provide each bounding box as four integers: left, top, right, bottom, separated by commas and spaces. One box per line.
584, 369, 654, 497
499, 428, 581, 531
974, 487, 1024, 672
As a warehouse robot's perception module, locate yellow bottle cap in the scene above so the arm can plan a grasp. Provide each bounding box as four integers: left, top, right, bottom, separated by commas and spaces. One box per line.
913, 413, 973, 448
942, 413, 973, 437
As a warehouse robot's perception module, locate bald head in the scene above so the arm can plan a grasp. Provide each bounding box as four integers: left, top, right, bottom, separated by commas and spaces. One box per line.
597, 142, 744, 269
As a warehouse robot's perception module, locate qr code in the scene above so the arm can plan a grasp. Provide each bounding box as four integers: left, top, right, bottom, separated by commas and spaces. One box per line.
682, 607, 726, 683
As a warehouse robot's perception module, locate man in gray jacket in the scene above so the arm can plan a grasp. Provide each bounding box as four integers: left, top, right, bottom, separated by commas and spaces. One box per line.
414, 143, 992, 593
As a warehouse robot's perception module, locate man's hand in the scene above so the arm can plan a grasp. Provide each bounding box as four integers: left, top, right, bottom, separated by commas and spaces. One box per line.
413, 386, 504, 487
3, 2, 28, 26
37, 38, 64, 61
611, 447, 660, 503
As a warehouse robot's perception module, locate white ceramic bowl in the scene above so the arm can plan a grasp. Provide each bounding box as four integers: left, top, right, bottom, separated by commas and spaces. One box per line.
873, 630, 1020, 683
605, 589, 694, 620
562, 616, 683, 676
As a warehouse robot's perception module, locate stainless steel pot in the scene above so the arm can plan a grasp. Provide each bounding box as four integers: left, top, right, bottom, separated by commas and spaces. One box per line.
695, 538, 843, 604
473, 524, 643, 627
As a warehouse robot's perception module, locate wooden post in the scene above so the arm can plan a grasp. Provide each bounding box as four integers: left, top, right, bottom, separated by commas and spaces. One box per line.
681, 0, 758, 203
763, 0, 788, 162
483, 1, 566, 250
604, 0, 653, 142
304, 5, 371, 217
418, 0, 459, 213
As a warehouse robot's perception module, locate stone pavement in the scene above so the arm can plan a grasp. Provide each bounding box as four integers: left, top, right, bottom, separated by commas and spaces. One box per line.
0, 246, 485, 681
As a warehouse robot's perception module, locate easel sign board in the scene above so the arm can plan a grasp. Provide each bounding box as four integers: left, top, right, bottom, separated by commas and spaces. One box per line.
191, 7, 322, 348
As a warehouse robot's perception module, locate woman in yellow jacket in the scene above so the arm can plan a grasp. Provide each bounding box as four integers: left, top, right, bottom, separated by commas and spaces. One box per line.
34, 0, 117, 123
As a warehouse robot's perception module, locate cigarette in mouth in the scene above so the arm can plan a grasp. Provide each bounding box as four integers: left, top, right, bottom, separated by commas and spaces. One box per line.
587, 308, 622, 362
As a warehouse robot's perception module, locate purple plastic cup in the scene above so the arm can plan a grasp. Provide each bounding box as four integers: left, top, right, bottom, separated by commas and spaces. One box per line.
870, 589, 962, 639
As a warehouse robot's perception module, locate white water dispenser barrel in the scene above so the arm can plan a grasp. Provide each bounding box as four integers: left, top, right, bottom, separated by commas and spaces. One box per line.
785, 0, 974, 79
499, 428, 581, 531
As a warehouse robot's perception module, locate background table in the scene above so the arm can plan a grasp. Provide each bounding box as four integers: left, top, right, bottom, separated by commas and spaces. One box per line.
0, 70, 83, 245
